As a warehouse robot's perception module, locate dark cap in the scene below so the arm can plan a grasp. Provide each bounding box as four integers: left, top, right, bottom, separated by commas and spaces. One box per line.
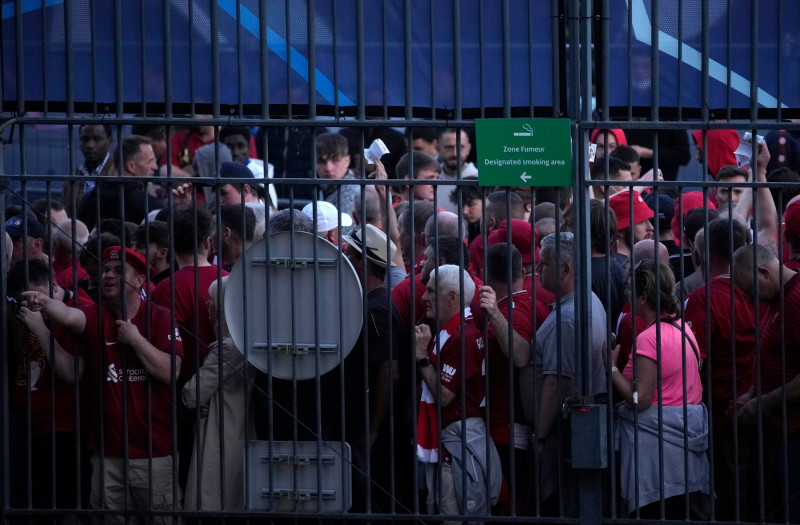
5, 216, 44, 240
645, 193, 675, 232
219, 162, 254, 180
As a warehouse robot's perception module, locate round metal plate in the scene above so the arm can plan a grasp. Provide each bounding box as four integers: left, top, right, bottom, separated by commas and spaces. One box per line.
224, 231, 363, 380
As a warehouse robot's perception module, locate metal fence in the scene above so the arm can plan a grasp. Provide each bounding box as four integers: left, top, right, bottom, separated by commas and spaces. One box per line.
2, 0, 800, 524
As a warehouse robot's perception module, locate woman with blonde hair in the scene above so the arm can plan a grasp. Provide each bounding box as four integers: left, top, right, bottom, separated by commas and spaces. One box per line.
611, 260, 711, 519
183, 276, 254, 511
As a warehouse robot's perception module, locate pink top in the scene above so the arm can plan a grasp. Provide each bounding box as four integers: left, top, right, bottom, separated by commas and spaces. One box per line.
622, 320, 703, 406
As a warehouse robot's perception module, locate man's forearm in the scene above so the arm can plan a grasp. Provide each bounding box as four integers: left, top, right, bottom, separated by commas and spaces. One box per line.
488, 310, 531, 368
762, 373, 800, 416
130, 338, 180, 385
33, 326, 83, 384
43, 299, 86, 335
537, 375, 560, 440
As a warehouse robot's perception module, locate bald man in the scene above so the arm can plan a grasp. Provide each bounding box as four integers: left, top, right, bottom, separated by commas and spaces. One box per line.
631, 239, 670, 266
424, 211, 467, 245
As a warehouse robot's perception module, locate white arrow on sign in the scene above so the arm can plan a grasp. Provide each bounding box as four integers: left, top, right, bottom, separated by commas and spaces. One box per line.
520, 172, 531, 183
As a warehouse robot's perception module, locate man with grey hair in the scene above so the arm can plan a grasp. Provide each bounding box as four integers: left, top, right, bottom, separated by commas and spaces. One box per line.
415, 264, 501, 523
267, 208, 315, 236
523, 231, 607, 515
424, 211, 468, 244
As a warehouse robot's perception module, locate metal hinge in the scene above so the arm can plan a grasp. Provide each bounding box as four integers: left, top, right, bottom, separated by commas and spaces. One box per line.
263, 454, 336, 466
262, 489, 336, 501
253, 257, 337, 269
251, 343, 339, 355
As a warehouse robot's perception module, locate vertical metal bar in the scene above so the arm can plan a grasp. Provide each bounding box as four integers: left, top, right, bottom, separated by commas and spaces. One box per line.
307, 0, 316, 120
452, 0, 462, 121
650, 0, 659, 182
403, 0, 412, 120
579, 0, 604, 521
726, 0, 732, 118
544, 0, 552, 115
63, 0, 73, 118
478, 0, 485, 117
676, 0, 683, 118
332, 0, 339, 114
776, 0, 783, 118
601, 0, 610, 123
140, 0, 147, 114
14, 0, 24, 115
626, 0, 633, 117
188, 0, 195, 115
114, 0, 123, 118
163, 0, 172, 119
750, 0, 759, 119
259, 0, 268, 121
429, 2, 435, 119
701, 0, 709, 125
381, 0, 388, 118
211, 0, 220, 118
0, 3, 5, 114
0, 190, 7, 521
356, 0, 365, 120
236, 0, 244, 117
750, 3, 770, 522
285, 1, 292, 119
90, 1, 97, 114
501, 0, 510, 118
41, 0, 48, 115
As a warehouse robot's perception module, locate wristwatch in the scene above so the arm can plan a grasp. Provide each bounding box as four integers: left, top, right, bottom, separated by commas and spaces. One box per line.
416, 357, 432, 369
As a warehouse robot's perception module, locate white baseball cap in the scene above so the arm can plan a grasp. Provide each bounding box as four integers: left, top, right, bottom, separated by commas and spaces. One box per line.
301, 201, 353, 233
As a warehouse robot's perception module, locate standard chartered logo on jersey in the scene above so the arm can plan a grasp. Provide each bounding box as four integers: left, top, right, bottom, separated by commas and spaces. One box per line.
106, 363, 149, 383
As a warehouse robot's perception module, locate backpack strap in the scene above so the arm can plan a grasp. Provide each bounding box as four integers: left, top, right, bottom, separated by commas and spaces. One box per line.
665, 320, 701, 367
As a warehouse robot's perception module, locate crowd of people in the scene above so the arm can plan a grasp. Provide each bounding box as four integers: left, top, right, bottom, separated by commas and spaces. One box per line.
4, 122, 800, 523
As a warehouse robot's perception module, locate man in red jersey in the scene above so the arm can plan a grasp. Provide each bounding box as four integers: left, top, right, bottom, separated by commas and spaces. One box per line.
415, 264, 501, 521
733, 244, 800, 522
8, 259, 91, 514
480, 243, 536, 513
25, 245, 183, 523
151, 207, 226, 491
684, 218, 757, 521
487, 217, 552, 321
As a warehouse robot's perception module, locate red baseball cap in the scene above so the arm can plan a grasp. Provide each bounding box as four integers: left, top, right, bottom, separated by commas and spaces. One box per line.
488, 219, 540, 264
785, 199, 800, 239
670, 191, 717, 245
102, 246, 153, 276
608, 190, 654, 230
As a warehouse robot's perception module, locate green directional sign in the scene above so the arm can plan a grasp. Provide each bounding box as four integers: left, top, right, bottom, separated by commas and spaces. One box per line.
475, 118, 572, 187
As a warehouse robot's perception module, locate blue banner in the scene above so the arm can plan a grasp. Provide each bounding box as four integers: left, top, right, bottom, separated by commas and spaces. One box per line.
4, 0, 796, 112
1, 0, 553, 111
607, 0, 800, 110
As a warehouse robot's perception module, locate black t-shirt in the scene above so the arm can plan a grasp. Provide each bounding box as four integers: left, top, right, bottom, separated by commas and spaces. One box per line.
323, 285, 409, 443
77, 182, 161, 232
663, 239, 695, 281
591, 256, 625, 331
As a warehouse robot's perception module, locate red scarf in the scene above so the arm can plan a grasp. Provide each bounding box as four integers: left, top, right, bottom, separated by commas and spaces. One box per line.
416, 308, 472, 463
